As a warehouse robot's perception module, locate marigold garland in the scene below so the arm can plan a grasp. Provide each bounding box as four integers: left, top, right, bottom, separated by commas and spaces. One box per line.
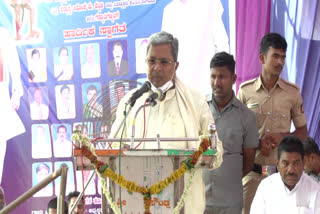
71, 131, 211, 214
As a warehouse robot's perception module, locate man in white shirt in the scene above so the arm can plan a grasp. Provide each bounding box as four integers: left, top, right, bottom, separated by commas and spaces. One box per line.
251, 135, 320, 213
30, 87, 49, 120
81, 44, 101, 79
110, 31, 223, 214
53, 125, 72, 158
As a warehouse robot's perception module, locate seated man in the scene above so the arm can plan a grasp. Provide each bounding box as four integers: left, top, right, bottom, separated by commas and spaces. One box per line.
67, 191, 84, 214
47, 197, 68, 214
0, 186, 5, 211
303, 137, 320, 182
110, 31, 223, 214
251, 135, 320, 213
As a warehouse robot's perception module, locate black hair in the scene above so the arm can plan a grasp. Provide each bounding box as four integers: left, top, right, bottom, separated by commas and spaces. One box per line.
67, 191, 83, 206
57, 125, 67, 133
278, 135, 304, 160
36, 163, 49, 173
304, 137, 320, 155
58, 47, 69, 56
31, 49, 40, 57
47, 197, 68, 214
60, 85, 70, 94
260, 32, 287, 55
210, 51, 235, 74
87, 85, 97, 94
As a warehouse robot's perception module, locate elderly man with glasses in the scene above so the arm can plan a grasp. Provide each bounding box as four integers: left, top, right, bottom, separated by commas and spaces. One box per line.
110, 31, 223, 214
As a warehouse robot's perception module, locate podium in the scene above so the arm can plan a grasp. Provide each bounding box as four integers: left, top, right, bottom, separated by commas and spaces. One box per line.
74, 148, 216, 213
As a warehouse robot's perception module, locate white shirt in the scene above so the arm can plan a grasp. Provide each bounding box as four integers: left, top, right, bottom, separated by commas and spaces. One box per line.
81, 62, 101, 79
251, 173, 320, 214
30, 102, 49, 120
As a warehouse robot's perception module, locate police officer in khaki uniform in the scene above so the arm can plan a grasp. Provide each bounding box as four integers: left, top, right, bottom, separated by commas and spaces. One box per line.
237, 33, 308, 214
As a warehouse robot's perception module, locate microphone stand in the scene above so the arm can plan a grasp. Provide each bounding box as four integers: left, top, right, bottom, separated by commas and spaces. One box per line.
110, 104, 133, 139
131, 101, 156, 148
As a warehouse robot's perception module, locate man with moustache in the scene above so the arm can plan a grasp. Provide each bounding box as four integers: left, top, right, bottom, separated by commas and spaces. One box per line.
203, 52, 259, 213
110, 31, 223, 214
251, 135, 320, 213
237, 33, 308, 213
107, 41, 129, 76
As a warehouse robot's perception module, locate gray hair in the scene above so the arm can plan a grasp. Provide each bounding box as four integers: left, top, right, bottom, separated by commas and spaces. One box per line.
147, 31, 179, 62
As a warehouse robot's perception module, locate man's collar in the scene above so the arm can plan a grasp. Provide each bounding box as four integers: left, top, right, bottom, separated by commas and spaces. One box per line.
256, 75, 285, 91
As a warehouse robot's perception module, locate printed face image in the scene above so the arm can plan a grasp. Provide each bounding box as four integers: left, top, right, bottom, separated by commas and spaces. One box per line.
87, 89, 97, 103
59, 49, 69, 65
36, 166, 49, 182
113, 44, 123, 60
61, 88, 70, 102
86, 45, 95, 63
33, 89, 43, 104
57, 127, 67, 141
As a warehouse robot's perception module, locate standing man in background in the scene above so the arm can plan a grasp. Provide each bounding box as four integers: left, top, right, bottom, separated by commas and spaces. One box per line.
0, 27, 25, 184
237, 32, 308, 214
203, 52, 259, 214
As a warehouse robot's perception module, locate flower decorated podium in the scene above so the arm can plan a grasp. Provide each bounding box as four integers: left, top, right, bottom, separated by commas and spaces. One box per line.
72, 133, 218, 214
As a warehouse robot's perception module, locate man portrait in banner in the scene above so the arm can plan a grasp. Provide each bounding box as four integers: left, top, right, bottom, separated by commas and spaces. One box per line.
135, 38, 149, 74
56, 84, 76, 119
54, 46, 74, 81
107, 41, 129, 77
0, 27, 25, 184
53, 124, 72, 158
33, 162, 52, 197
82, 83, 102, 118
27, 48, 47, 83
32, 124, 52, 159
81, 43, 101, 79
29, 87, 49, 120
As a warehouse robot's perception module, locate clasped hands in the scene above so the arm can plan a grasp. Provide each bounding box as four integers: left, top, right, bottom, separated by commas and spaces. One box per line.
259, 133, 284, 156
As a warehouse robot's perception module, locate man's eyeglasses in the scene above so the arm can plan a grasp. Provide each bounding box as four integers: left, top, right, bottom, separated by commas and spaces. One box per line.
146, 58, 174, 67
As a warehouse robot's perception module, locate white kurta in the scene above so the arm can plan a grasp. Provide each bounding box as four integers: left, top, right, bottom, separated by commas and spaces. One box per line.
251, 173, 320, 214
0, 27, 25, 142
111, 78, 223, 214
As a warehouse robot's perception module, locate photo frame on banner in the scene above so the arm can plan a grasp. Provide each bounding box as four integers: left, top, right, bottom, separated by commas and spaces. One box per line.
32, 162, 53, 197
26, 48, 47, 83
51, 123, 73, 158
54, 161, 75, 196
80, 43, 101, 79
55, 84, 76, 120
31, 124, 52, 159
135, 38, 149, 74
28, 86, 50, 120
107, 40, 129, 77
53, 46, 74, 81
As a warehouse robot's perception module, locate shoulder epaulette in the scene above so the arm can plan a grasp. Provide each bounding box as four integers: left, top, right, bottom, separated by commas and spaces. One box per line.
239, 78, 257, 88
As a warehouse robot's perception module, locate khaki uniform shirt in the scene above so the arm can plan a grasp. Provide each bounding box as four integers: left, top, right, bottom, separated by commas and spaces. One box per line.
237, 76, 307, 165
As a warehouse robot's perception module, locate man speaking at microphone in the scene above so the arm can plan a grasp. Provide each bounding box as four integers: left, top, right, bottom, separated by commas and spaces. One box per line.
110, 31, 223, 214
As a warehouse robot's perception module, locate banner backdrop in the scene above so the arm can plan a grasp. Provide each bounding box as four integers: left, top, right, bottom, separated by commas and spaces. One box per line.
0, 0, 232, 213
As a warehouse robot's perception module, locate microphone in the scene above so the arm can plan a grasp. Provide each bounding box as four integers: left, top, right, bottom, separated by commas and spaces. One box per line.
126, 81, 151, 106
146, 88, 164, 103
